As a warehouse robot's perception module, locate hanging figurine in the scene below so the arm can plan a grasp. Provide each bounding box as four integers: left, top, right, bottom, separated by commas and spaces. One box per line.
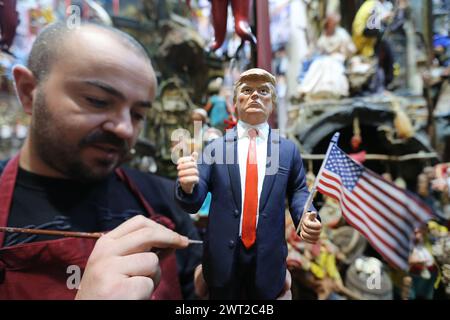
208, 0, 257, 51
0, 0, 19, 53
351, 116, 362, 151
349, 116, 366, 163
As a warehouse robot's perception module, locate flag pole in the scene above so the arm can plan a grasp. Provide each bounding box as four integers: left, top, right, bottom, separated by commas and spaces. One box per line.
297, 132, 340, 235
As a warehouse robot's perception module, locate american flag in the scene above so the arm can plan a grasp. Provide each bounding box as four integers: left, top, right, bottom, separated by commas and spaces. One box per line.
316, 143, 435, 271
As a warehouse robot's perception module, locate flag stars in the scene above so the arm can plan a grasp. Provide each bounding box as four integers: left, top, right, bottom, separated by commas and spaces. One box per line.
324, 145, 363, 191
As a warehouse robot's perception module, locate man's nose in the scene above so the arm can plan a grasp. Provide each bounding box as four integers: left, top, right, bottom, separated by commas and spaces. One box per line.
103, 110, 134, 140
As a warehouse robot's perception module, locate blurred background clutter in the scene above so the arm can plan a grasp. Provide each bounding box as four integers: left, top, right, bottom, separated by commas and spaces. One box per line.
1, 0, 449, 300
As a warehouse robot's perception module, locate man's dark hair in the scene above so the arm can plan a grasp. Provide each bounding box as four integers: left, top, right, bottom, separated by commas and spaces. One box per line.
27, 22, 150, 83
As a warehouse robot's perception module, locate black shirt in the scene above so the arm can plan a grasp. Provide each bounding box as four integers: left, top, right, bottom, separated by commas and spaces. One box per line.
6, 168, 102, 246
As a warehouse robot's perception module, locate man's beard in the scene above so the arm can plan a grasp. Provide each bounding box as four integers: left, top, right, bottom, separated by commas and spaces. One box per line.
31, 90, 129, 182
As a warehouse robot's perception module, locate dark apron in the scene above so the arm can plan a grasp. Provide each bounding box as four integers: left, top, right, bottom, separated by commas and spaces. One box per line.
0, 154, 182, 299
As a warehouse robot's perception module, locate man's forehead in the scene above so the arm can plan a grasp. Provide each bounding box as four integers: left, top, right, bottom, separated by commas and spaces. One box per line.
49, 33, 156, 100
54, 30, 153, 75
66, 29, 125, 54
64, 27, 149, 63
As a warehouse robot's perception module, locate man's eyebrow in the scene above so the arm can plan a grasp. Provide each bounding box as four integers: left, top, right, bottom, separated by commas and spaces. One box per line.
136, 101, 152, 108
83, 80, 152, 108
84, 80, 125, 99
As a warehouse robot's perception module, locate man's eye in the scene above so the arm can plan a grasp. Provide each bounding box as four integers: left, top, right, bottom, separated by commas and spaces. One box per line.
85, 97, 108, 108
131, 111, 145, 121
243, 88, 253, 94
259, 88, 270, 95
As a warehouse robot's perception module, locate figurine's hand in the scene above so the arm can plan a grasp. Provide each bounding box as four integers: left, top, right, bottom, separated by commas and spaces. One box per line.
300, 211, 322, 244
177, 152, 199, 194
75, 215, 188, 299
276, 269, 292, 300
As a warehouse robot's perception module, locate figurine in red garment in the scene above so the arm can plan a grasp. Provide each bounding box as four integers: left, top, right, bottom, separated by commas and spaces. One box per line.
0, 0, 19, 52
209, 0, 257, 51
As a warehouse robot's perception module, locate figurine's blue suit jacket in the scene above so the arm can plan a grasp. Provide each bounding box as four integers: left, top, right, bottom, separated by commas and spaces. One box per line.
175, 127, 315, 299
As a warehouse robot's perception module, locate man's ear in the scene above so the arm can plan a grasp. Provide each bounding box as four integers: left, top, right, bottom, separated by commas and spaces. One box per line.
13, 65, 38, 115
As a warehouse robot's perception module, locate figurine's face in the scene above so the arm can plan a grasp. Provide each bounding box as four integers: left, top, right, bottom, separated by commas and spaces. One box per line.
235, 79, 273, 125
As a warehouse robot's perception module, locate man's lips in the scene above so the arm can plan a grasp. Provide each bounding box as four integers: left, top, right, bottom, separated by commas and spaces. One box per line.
90, 143, 123, 154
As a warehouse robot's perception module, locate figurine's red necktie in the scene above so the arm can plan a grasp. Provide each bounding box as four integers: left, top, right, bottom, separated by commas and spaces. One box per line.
242, 128, 258, 249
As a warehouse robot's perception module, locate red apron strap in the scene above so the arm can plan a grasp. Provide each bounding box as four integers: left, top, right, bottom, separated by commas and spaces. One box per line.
0, 154, 20, 246
115, 168, 158, 217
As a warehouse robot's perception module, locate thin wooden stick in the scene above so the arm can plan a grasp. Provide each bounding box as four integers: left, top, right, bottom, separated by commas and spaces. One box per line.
0, 226, 103, 239
0, 226, 203, 244
297, 132, 340, 235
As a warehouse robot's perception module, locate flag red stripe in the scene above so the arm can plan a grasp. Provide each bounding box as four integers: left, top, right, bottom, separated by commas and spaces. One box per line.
351, 186, 411, 245
314, 144, 435, 271
355, 179, 415, 234
362, 173, 422, 221
348, 190, 411, 251
318, 177, 409, 260
317, 177, 409, 261
318, 181, 407, 269
357, 176, 417, 230
317, 182, 409, 270
323, 171, 413, 239
364, 171, 434, 220
362, 173, 426, 223
322, 172, 411, 252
